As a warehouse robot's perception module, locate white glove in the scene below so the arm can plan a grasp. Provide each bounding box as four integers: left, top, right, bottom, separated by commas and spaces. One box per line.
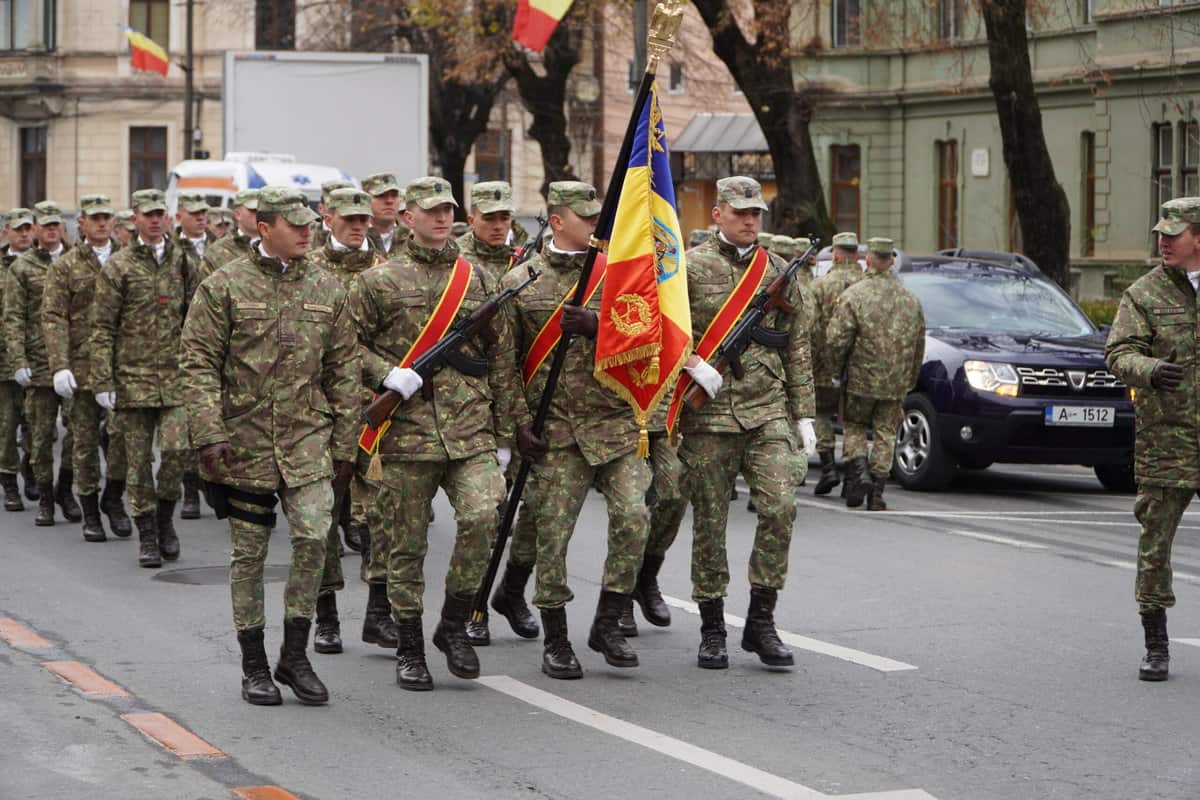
52, 369, 77, 399
13, 368, 31, 387
685, 359, 723, 399
95, 391, 116, 411
383, 367, 423, 400
797, 418, 817, 456
496, 447, 512, 472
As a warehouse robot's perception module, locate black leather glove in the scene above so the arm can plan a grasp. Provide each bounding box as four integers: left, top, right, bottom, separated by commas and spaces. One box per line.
560, 304, 598, 339
199, 442, 233, 479
516, 423, 548, 463
1151, 347, 1184, 391
332, 459, 355, 492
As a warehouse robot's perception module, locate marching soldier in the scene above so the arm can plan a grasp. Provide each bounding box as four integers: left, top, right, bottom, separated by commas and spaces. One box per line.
113, 211, 136, 248
457, 181, 516, 280
0, 208, 35, 510
42, 194, 133, 541
199, 189, 259, 285
502, 180, 651, 679
5, 201, 82, 526
348, 176, 519, 691
90, 189, 194, 568
362, 173, 408, 258
825, 238, 924, 511
310, 179, 353, 252
676, 176, 815, 670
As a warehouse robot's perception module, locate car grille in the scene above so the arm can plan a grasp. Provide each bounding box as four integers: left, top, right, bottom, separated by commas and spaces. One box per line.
1016, 366, 1127, 398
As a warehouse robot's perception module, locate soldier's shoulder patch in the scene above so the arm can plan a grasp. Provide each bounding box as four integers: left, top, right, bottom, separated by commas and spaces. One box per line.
1152, 306, 1187, 315
302, 303, 333, 314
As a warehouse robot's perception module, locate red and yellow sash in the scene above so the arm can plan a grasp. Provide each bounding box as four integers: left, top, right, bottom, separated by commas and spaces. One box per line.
358, 257, 473, 457
665, 246, 769, 433
522, 255, 608, 387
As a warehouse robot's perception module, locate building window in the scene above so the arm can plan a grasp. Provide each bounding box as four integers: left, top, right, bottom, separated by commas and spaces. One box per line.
473, 128, 510, 183
938, 0, 963, 40
1082, 131, 1096, 257
1152, 123, 1174, 219
0, 0, 55, 51
129, 0, 169, 49
255, 0, 295, 50
1181, 120, 1199, 196
626, 61, 638, 93
19, 126, 46, 208
668, 63, 685, 94
829, 144, 861, 236
1081, 0, 1094, 24
936, 139, 958, 250
832, 0, 861, 48
129, 126, 168, 192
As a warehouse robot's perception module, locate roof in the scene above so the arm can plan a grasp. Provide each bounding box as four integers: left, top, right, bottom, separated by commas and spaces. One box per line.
673, 113, 767, 153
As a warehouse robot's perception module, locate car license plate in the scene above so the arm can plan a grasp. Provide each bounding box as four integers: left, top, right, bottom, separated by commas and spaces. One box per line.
1044, 405, 1114, 427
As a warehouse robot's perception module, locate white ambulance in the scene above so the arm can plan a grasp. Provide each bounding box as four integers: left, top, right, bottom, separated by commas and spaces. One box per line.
164, 152, 355, 214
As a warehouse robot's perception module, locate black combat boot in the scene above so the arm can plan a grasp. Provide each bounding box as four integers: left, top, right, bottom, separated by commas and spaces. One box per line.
55, 468, 82, 522
618, 603, 638, 638
273, 617, 329, 704
313, 591, 343, 654
540, 606, 582, 679
1139, 607, 1169, 682
866, 474, 888, 511
134, 513, 161, 568
79, 493, 106, 542
361, 582, 399, 648
237, 627, 282, 706
395, 616, 433, 691
813, 450, 839, 495
156, 499, 180, 561
1, 472, 23, 511
633, 553, 671, 627
490, 562, 539, 639
697, 598, 728, 669
467, 610, 491, 646
100, 480, 132, 538
34, 482, 55, 526
844, 457, 869, 509
180, 472, 201, 519
343, 518, 364, 554
741, 586, 794, 667
433, 590, 480, 680
20, 451, 37, 501
587, 591, 639, 668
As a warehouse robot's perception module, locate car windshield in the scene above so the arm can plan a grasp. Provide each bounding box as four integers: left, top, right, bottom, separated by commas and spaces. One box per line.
900, 268, 1095, 338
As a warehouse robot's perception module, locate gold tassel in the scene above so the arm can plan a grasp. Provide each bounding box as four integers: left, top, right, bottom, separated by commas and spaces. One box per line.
366, 450, 383, 481
637, 427, 650, 459
645, 354, 660, 387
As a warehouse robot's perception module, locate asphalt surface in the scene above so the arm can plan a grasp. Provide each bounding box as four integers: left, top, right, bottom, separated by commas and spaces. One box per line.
2, 457, 1198, 800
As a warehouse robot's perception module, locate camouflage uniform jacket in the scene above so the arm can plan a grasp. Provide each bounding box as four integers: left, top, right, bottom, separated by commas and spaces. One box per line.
501, 246, 640, 465
348, 238, 520, 462
1106, 264, 1200, 488
367, 224, 409, 259
42, 238, 120, 390
0, 249, 30, 377
89, 238, 194, 408
5, 244, 61, 387
307, 239, 382, 289
199, 232, 255, 286
809, 260, 864, 386
457, 231, 513, 285
181, 252, 360, 492
825, 269, 925, 400
309, 224, 330, 253
680, 236, 815, 435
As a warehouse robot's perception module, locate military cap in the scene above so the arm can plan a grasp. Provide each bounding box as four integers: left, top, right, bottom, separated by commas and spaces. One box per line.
405, 176, 458, 210
867, 236, 895, 255
832, 231, 859, 248
326, 187, 372, 218
362, 172, 402, 197
770, 234, 798, 258
131, 189, 168, 214
471, 181, 515, 214
205, 207, 227, 224
320, 179, 354, 204
177, 192, 209, 213
757, 232, 774, 249
793, 236, 812, 252
7, 208, 34, 228
232, 189, 260, 210
716, 176, 769, 211
548, 181, 602, 217
1152, 197, 1200, 236
115, 210, 136, 230
79, 194, 116, 217
34, 201, 64, 225
451, 221, 469, 237
257, 186, 319, 226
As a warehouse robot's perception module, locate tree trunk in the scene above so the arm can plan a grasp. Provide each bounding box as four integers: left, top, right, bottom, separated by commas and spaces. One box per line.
979, 0, 1072, 287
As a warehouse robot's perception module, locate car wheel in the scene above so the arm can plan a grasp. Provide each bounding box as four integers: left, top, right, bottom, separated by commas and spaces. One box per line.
892, 394, 956, 490
1094, 463, 1136, 493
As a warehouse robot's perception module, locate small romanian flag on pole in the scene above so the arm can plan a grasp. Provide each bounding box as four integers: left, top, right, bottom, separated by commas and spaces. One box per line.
513, 0, 575, 53
121, 25, 169, 76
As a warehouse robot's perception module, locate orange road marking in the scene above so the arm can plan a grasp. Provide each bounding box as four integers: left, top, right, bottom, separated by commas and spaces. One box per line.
43, 661, 130, 697
231, 787, 302, 800
0, 618, 52, 649
120, 712, 225, 760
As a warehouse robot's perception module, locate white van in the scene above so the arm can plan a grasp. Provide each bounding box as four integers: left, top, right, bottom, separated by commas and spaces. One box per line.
164, 152, 356, 214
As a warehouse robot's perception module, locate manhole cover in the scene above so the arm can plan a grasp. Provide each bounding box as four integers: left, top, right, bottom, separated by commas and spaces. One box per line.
153, 565, 292, 585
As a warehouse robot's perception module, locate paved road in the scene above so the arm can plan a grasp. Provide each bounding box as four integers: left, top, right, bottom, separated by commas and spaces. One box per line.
2, 461, 1197, 800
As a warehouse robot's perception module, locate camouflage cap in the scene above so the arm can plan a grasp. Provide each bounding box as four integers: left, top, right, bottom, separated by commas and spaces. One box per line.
326, 187, 372, 218
716, 176, 768, 211
770, 234, 798, 258
79, 194, 116, 217
756, 232, 774, 248
405, 176, 458, 210
1152, 197, 1200, 236
362, 172, 402, 197
867, 236, 895, 255
471, 181, 515, 215
832, 231, 859, 248
257, 186, 319, 226
177, 192, 209, 214
7, 208, 34, 228
451, 221, 469, 237
115, 210, 136, 229
548, 181, 602, 217
793, 236, 813, 252
320, 179, 354, 204
205, 207, 229, 224
131, 189, 168, 214
232, 189, 260, 210
34, 201, 64, 225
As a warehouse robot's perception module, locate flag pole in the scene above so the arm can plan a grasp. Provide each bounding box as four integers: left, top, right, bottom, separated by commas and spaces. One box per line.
472, 1, 686, 622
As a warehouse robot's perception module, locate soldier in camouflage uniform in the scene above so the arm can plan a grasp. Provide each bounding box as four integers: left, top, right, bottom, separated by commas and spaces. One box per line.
1106, 196, 1200, 682
182, 186, 359, 707
310, 179, 353, 253
348, 176, 519, 691
501, 180, 650, 680
6, 201, 82, 527
173, 192, 212, 519
113, 211, 136, 248
42, 194, 132, 541
90, 189, 194, 568
678, 176, 816, 670
826, 238, 924, 512
457, 181, 516, 281
362, 173, 409, 258
198, 189, 259, 285
206, 208, 231, 240
0, 208, 34, 510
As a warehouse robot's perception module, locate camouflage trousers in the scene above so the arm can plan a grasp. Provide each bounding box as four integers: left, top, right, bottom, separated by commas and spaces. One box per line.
679, 417, 796, 600
0, 380, 21, 474
814, 384, 842, 453
230, 477, 332, 630
118, 406, 189, 516
320, 481, 346, 594
1134, 485, 1194, 612
789, 424, 809, 487
70, 390, 127, 495
377, 452, 505, 617
361, 475, 390, 585
646, 434, 687, 558
526, 445, 651, 609
842, 394, 903, 479
504, 460, 539, 570
26, 388, 73, 485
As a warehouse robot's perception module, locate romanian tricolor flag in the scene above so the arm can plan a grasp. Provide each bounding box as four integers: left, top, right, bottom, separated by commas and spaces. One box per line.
593, 80, 692, 454
513, 0, 575, 53
122, 25, 169, 77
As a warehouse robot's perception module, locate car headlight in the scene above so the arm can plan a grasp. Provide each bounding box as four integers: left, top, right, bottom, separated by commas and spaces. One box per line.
964, 360, 1019, 397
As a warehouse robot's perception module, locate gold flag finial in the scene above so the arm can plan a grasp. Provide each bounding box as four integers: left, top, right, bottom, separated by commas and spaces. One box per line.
646, 1, 685, 74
